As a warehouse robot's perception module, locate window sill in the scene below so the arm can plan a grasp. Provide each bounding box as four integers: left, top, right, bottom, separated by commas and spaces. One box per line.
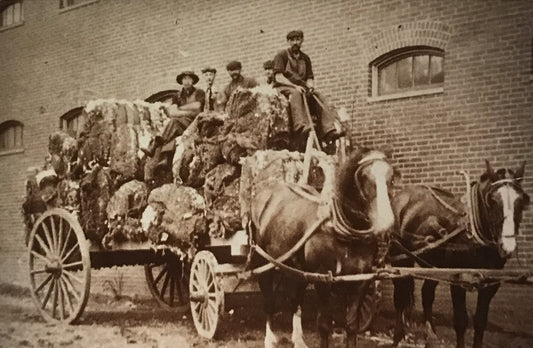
0, 148, 24, 157
0, 21, 24, 33
59, 0, 99, 13
367, 87, 444, 103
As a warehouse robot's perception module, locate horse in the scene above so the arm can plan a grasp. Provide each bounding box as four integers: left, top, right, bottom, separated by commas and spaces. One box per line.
390, 160, 529, 348
250, 148, 396, 348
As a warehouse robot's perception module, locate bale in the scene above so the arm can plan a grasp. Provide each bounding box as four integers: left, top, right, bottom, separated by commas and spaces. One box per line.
79, 165, 113, 244
109, 124, 141, 185
220, 87, 290, 165
142, 184, 207, 250
204, 164, 241, 238
239, 149, 336, 225
106, 180, 149, 220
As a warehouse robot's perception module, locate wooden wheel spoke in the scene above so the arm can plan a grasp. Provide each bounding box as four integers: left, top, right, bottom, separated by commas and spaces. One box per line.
57, 217, 63, 258
62, 272, 81, 302
169, 275, 175, 306
52, 279, 59, 319
63, 269, 83, 285
61, 242, 80, 264
58, 279, 65, 320
59, 277, 75, 315
41, 277, 55, 310
59, 227, 72, 259
160, 272, 171, 300
34, 234, 53, 258
63, 261, 83, 270
31, 250, 50, 264
41, 222, 56, 256
31, 268, 47, 275
35, 274, 53, 294
154, 265, 168, 286
49, 216, 58, 255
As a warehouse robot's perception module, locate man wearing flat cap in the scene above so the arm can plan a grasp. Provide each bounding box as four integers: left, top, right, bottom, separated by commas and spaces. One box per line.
262, 60, 275, 86
217, 60, 258, 111
144, 70, 205, 180
201, 66, 217, 112
273, 30, 343, 148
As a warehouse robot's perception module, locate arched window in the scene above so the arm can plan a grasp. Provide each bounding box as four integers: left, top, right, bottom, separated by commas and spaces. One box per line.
371, 46, 444, 99
0, 1, 23, 28
59, 107, 84, 138
145, 90, 178, 103
0, 120, 23, 152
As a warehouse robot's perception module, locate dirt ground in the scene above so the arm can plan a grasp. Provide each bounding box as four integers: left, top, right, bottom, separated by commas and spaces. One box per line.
1, 283, 533, 348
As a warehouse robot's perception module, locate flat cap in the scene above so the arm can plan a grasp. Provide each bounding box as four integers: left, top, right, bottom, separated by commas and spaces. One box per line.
263, 60, 274, 69
226, 60, 242, 71
286, 30, 304, 40
201, 66, 217, 74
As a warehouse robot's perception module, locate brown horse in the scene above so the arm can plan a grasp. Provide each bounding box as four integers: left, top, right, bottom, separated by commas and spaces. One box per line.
250, 148, 396, 348
390, 160, 529, 348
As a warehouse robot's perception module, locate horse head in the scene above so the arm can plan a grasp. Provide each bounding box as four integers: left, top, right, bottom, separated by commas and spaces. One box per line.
479, 160, 529, 257
336, 148, 396, 235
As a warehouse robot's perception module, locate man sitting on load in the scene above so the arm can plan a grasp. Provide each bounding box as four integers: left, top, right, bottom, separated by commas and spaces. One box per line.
217, 60, 258, 112
272, 30, 344, 150
143, 70, 204, 181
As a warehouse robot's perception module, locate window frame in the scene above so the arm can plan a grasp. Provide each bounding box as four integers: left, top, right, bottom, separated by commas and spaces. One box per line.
0, 0, 24, 32
0, 120, 24, 156
59, 107, 84, 138
370, 46, 444, 102
59, 0, 99, 13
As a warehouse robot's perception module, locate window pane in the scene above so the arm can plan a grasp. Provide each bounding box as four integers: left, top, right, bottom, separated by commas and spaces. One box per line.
397, 57, 412, 89
414, 55, 429, 86
5, 5, 13, 26
379, 64, 396, 95
13, 2, 21, 22
430, 56, 444, 83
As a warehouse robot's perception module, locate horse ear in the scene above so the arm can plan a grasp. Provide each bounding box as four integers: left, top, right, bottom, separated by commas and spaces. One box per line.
485, 159, 495, 178
381, 144, 393, 158
515, 161, 526, 181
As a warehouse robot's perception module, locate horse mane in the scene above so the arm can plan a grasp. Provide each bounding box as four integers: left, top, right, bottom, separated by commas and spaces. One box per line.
335, 147, 374, 203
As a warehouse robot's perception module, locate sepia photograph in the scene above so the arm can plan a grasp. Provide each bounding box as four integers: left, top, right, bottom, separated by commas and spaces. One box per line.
0, 0, 532, 347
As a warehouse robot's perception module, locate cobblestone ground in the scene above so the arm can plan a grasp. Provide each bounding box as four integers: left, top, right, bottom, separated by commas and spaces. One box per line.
0, 281, 532, 348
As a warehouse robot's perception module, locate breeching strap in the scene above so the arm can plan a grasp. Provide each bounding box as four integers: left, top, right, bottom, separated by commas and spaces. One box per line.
245, 216, 328, 278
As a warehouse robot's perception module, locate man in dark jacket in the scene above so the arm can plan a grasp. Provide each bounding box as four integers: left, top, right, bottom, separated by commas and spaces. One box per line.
273, 30, 343, 145
144, 70, 204, 182
217, 60, 257, 111
201, 66, 217, 112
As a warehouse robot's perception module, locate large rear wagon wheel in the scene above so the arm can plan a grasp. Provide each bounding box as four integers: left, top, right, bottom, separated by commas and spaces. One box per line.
189, 251, 224, 339
27, 208, 90, 324
144, 253, 189, 313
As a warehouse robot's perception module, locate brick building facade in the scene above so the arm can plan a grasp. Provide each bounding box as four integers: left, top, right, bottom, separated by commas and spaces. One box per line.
0, 0, 531, 290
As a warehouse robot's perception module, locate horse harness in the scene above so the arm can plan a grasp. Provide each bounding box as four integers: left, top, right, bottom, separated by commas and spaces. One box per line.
392, 177, 523, 263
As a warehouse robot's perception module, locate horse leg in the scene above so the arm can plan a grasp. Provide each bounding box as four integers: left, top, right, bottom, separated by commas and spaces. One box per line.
315, 282, 333, 348
288, 280, 308, 348
473, 284, 500, 348
258, 271, 278, 348
344, 280, 371, 348
392, 276, 415, 347
450, 285, 468, 348
422, 280, 439, 346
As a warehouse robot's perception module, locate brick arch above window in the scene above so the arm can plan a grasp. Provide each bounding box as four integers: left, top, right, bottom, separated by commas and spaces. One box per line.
0, 120, 24, 155
365, 21, 452, 64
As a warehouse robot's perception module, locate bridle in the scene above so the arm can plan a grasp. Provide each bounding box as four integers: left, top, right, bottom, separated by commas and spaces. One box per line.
328, 152, 391, 242
469, 177, 523, 247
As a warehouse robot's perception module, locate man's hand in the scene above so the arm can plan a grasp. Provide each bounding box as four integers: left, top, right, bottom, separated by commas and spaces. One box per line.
295, 85, 307, 94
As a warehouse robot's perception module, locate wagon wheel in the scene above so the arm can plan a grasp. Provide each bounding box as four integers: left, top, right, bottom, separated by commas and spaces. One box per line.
358, 280, 382, 333
144, 254, 189, 313
27, 208, 91, 324
189, 250, 224, 339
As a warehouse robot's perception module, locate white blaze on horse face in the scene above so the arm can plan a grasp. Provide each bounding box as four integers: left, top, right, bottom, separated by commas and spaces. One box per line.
497, 185, 518, 255
264, 320, 278, 348
369, 161, 394, 234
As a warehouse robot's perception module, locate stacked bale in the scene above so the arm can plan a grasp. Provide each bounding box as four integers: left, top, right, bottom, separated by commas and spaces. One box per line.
141, 184, 207, 253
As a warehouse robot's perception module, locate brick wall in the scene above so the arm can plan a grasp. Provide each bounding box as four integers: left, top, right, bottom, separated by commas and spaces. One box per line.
0, 0, 531, 292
